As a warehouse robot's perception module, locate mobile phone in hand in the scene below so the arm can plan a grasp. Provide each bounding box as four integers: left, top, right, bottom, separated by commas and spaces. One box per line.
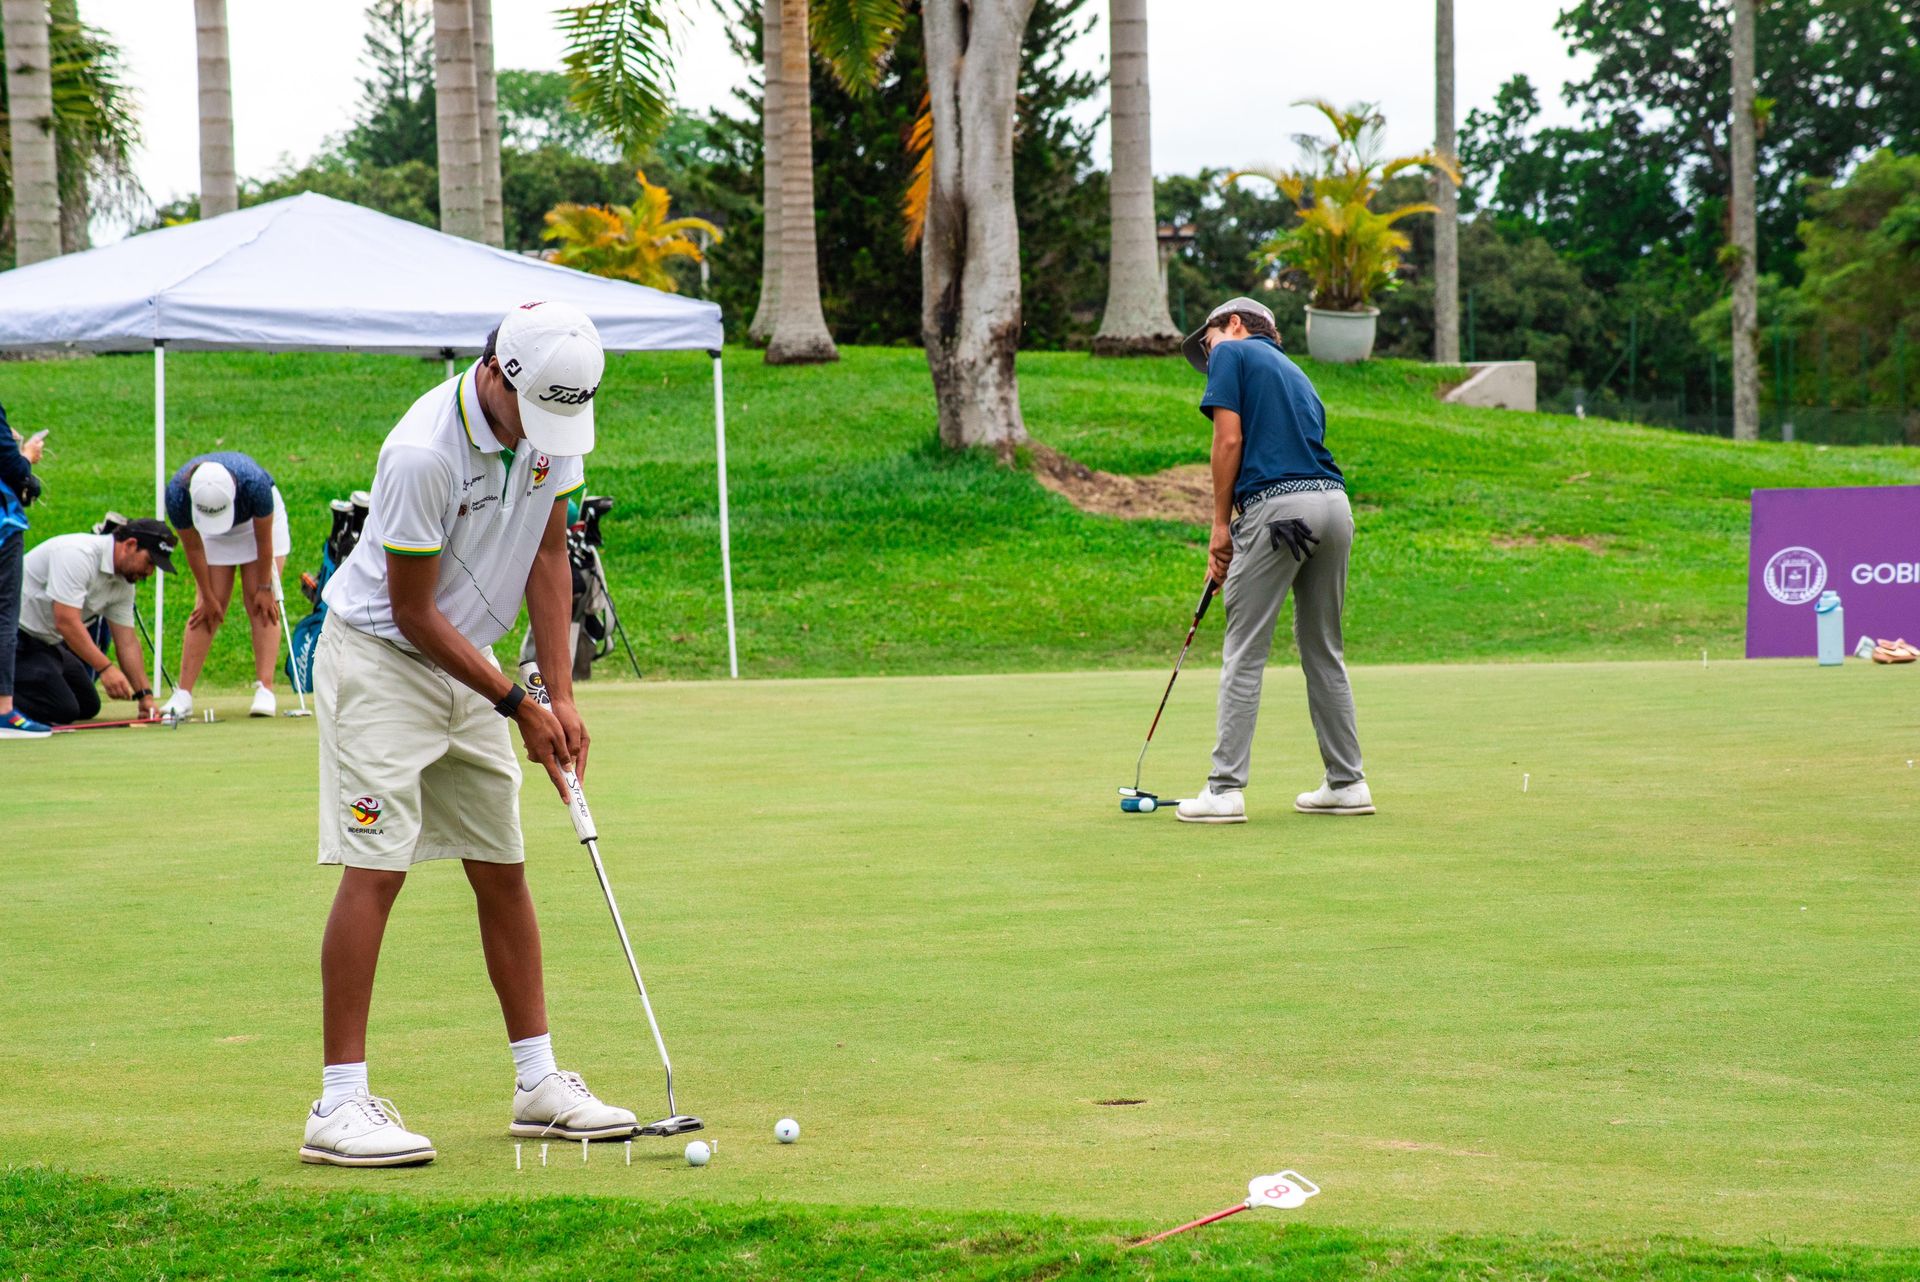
25, 429, 47, 447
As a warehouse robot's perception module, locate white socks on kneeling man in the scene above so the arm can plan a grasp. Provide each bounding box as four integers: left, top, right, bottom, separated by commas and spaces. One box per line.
318, 1033, 557, 1114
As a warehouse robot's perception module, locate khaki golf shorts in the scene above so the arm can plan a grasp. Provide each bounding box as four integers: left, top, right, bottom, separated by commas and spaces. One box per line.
315, 619, 524, 870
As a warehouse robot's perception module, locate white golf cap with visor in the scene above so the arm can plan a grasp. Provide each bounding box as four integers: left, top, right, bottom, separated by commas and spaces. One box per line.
1181, 296, 1279, 374
495, 301, 605, 456
188, 461, 239, 536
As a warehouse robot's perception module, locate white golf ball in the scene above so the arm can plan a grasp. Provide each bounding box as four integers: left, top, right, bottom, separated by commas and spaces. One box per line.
685, 1140, 711, 1166
1138, 797, 1157, 812
775, 1118, 800, 1143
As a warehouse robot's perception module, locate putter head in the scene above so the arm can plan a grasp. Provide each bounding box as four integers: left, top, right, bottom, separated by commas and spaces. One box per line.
282, 709, 314, 718
1120, 795, 1160, 813
639, 1114, 704, 1137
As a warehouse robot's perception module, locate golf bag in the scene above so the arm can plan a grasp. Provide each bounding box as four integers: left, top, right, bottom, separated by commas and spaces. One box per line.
285, 492, 370, 693
516, 495, 640, 681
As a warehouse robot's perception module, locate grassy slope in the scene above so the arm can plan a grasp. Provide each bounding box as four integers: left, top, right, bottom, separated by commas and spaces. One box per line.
11, 1169, 1920, 1281
6, 662, 1918, 1271
5, 347, 1914, 687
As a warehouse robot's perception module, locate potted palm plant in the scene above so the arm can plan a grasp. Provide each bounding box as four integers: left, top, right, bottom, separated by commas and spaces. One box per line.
1232, 101, 1460, 363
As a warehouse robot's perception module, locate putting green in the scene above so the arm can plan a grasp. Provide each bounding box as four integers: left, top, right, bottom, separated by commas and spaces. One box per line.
8, 659, 1918, 1246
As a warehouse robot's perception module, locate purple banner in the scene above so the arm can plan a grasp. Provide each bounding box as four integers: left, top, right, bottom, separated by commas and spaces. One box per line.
1748, 485, 1920, 658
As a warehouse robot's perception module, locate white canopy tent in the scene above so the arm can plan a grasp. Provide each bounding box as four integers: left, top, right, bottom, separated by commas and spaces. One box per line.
0, 191, 739, 679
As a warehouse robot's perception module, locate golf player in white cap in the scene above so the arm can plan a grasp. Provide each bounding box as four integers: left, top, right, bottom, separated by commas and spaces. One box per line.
1174, 297, 1372, 824
160, 452, 292, 720
300, 301, 637, 1167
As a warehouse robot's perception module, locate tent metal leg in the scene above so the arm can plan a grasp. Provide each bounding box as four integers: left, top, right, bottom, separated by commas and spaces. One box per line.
153, 341, 166, 688
710, 352, 738, 679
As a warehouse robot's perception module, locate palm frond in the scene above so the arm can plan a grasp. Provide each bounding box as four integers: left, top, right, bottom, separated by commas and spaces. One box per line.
809, 0, 904, 96
556, 1, 676, 156
901, 89, 932, 249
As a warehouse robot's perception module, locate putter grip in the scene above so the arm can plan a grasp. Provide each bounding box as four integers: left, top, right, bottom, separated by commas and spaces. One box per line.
516, 661, 553, 707
562, 770, 598, 844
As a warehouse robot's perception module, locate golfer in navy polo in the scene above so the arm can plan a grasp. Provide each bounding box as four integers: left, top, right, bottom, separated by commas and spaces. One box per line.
1174, 298, 1372, 823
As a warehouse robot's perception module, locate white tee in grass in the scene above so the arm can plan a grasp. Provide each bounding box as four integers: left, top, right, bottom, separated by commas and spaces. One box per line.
323, 363, 585, 649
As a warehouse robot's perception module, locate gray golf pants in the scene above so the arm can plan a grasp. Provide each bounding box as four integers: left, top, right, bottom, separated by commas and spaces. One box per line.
1209, 488, 1364, 793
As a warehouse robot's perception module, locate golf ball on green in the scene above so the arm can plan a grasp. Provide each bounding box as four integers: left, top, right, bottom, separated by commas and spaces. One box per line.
685, 1140, 711, 1166
775, 1118, 800, 1143
1138, 797, 1157, 812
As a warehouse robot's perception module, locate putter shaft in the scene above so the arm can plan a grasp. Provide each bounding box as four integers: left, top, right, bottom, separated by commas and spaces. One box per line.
1132, 578, 1220, 792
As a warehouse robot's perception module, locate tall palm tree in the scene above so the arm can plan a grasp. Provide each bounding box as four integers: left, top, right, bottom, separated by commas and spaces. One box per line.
2, 0, 60, 265
748, 0, 783, 345
921, 0, 1042, 451
471, 0, 504, 247
193, 0, 237, 217
764, 0, 837, 363
1092, 0, 1178, 357
1432, 0, 1459, 363
433, 0, 483, 240
1730, 0, 1759, 441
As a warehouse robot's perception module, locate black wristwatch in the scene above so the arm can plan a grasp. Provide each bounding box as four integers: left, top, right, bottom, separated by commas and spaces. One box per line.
133, 687, 152, 699
494, 683, 526, 718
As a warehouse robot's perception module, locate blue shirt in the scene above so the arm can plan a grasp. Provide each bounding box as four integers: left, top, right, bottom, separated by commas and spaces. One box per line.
165, 452, 277, 531
1198, 336, 1343, 505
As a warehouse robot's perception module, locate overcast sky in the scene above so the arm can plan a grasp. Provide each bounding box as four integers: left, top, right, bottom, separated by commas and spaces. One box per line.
88, 0, 1593, 230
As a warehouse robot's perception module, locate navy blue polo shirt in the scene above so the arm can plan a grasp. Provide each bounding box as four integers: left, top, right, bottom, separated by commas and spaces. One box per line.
1198, 336, 1343, 506
164, 452, 277, 531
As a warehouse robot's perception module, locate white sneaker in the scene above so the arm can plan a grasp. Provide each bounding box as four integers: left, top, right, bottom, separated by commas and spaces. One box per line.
159, 687, 194, 722
510, 1070, 640, 1140
299, 1090, 436, 1167
1295, 778, 1375, 815
1176, 787, 1247, 824
249, 682, 277, 718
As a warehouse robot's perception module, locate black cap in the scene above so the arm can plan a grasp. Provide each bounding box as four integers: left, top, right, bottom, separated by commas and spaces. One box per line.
118, 517, 177, 574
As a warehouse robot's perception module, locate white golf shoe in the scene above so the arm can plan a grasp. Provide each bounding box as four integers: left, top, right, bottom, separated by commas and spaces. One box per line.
158, 687, 194, 722
249, 682, 277, 718
1295, 778, 1376, 816
510, 1070, 640, 1140
1176, 787, 1247, 824
299, 1090, 436, 1167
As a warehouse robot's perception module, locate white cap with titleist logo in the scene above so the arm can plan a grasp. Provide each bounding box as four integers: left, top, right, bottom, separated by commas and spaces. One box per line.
494, 301, 605, 456
188, 461, 238, 537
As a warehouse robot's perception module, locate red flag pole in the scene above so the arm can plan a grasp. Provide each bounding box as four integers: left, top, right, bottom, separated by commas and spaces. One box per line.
1128, 1201, 1248, 1249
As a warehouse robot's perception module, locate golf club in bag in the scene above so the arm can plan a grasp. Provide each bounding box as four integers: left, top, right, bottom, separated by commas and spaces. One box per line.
516, 495, 641, 682
521, 662, 701, 1137
1118, 577, 1220, 813
287, 495, 370, 696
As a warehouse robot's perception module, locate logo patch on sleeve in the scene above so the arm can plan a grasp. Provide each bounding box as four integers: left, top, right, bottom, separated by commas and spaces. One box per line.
347, 795, 385, 834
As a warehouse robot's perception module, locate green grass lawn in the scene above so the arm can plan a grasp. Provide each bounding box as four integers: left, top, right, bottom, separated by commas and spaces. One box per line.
7, 659, 1919, 1276
5, 347, 1915, 689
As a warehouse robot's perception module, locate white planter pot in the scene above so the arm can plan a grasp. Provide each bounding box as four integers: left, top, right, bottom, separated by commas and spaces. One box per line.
1304, 307, 1380, 363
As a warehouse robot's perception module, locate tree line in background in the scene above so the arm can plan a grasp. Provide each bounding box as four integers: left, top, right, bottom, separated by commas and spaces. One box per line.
3, 0, 1918, 441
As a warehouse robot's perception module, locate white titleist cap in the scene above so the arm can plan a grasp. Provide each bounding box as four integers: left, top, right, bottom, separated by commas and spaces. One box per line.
189, 462, 238, 536
494, 301, 604, 456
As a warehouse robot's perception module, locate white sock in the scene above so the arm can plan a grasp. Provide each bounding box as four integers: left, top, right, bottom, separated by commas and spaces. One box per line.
510, 1032, 557, 1090
319, 1061, 368, 1114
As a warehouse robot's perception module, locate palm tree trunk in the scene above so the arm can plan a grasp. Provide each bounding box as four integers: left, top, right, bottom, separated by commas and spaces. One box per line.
471, 0, 504, 248
748, 0, 783, 346
921, 0, 1039, 453
1730, 0, 1759, 442
1092, 0, 1178, 357
433, 0, 484, 241
765, 0, 837, 364
193, 0, 238, 217
1432, 0, 1459, 364
2, 0, 61, 265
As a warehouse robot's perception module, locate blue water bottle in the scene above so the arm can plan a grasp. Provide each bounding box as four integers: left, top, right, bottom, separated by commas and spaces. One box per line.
1815, 590, 1844, 666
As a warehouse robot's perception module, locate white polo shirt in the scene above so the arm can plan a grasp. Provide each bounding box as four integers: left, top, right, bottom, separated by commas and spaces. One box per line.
19, 533, 136, 645
323, 364, 585, 648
